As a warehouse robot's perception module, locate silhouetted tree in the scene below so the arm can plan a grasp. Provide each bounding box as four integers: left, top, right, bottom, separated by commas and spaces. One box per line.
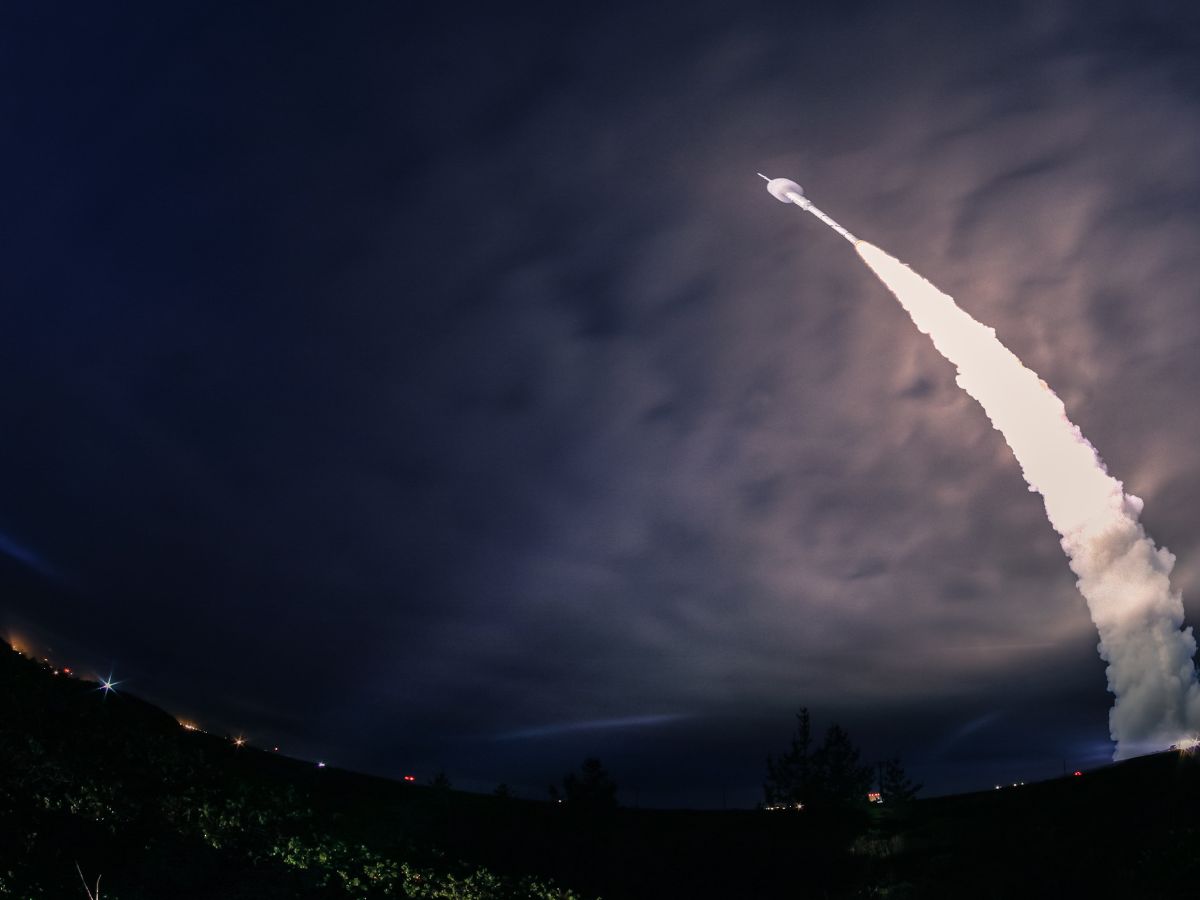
764, 708, 815, 808
493, 783, 512, 800
878, 756, 921, 806
562, 758, 618, 812
430, 770, 451, 790
813, 723, 872, 809
765, 710, 872, 811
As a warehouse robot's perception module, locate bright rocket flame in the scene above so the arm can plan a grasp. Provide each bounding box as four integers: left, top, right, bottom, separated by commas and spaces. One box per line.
855, 241, 1200, 758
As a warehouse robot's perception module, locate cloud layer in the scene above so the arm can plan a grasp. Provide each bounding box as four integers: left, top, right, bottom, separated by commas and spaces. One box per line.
4, 0, 1200, 801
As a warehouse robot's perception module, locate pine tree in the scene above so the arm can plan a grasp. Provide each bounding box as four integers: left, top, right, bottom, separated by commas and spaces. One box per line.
764, 708, 814, 808
813, 723, 873, 808
765, 710, 873, 810
563, 758, 618, 812
878, 756, 921, 806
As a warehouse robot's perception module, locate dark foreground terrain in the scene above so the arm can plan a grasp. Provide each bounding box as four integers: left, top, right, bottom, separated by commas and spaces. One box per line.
3, 638, 1199, 898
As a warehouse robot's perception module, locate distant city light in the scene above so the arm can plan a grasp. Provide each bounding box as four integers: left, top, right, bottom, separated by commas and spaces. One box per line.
233, 736, 246, 747
317, 761, 326, 768
403, 775, 416, 782
1074, 771, 1082, 776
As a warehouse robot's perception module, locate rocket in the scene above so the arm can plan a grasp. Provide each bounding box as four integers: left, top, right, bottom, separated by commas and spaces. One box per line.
758, 174, 858, 245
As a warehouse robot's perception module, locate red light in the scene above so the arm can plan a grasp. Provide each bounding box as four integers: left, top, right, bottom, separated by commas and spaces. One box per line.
1074, 771, 1082, 776
403, 775, 416, 782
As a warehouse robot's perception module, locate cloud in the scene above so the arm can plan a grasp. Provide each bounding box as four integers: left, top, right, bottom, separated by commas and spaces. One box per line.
5, 0, 1200, 798
492, 714, 690, 742
293, 2, 1200, 783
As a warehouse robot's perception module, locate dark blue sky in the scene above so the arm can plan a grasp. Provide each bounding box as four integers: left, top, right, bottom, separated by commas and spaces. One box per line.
4, 1, 1200, 806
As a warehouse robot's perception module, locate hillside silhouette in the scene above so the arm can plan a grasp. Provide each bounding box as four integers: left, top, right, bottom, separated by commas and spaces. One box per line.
3, 637, 1200, 898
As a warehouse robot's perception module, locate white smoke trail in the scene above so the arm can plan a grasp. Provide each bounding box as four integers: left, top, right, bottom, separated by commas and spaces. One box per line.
855, 242, 1200, 758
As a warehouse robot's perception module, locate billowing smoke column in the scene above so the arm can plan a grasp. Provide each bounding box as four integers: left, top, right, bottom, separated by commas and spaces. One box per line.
763, 176, 1200, 757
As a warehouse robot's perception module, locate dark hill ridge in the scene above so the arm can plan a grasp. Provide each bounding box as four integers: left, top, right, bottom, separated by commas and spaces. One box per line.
0, 639, 587, 899
3, 636, 1200, 898
891, 749, 1200, 896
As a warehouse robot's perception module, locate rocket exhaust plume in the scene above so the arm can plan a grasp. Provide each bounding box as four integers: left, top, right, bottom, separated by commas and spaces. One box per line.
763, 176, 1200, 758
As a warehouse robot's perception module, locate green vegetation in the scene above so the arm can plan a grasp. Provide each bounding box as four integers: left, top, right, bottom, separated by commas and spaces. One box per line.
6, 638, 1200, 898
0, 640, 580, 899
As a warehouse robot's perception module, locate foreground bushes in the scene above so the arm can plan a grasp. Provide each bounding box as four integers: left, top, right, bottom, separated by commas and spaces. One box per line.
0, 644, 581, 899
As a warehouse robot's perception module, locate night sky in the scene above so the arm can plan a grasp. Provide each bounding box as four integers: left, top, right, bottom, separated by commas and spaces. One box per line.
5, 1, 1200, 807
